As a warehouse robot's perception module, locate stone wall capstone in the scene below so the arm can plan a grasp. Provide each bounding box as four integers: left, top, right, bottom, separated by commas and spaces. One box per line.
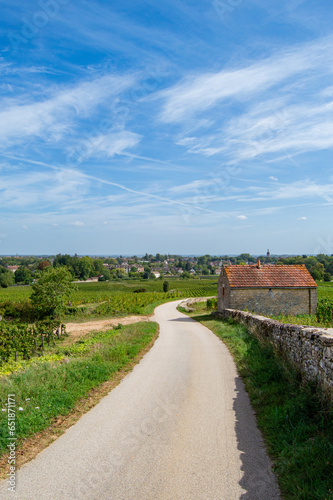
215, 309, 333, 401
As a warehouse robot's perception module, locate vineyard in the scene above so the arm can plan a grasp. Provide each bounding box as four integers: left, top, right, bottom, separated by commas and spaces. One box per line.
0, 278, 218, 317
0, 320, 66, 365
0, 278, 217, 372
2, 278, 333, 368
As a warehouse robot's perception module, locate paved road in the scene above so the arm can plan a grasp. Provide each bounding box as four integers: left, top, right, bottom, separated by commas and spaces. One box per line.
0, 301, 280, 499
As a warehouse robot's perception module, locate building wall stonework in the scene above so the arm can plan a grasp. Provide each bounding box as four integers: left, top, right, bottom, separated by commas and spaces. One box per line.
215, 309, 333, 401
228, 287, 317, 316
217, 268, 317, 316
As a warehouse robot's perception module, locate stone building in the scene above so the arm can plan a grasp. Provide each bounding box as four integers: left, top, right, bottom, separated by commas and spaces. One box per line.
218, 261, 317, 316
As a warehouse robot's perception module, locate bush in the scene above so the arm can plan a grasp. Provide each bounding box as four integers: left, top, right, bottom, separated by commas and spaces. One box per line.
0, 300, 34, 321
163, 281, 169, 292
206, 298, 217, 310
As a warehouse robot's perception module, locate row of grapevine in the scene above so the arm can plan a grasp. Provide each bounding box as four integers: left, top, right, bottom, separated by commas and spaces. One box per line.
0, 321, 66, 363
316, 298, 333, 323
90, 286, 217, 317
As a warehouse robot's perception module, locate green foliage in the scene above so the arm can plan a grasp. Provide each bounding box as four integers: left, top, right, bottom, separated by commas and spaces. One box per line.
316, 298, 333, 323
0, 323, 34, 362
163, 281, 169, 292
309, 262, 325, 281
31, 267, 76, 319
0, 268, 14, 288
14, 266, 32, 285
0, 320, 65, 363
206, 297, 217, 310
0, 300, 33, 321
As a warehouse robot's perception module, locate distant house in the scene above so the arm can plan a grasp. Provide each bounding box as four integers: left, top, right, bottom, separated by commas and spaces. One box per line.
7, 266, 19, 273
218, 261, 317, 316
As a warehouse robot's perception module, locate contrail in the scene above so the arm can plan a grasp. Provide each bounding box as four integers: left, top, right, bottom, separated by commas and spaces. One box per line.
7, 155, 216, 214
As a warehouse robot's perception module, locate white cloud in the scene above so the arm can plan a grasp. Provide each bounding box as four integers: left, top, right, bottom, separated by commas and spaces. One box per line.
269, 176, 278, 181
0, 74, 136, 147
71, 130, 142, 162
158, 36, 333, 123
0, 167, 89, 208
297, 217, 308, 220
236, 215, 248, 220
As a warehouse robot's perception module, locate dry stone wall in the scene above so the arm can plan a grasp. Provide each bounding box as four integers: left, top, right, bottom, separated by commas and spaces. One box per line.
216, 309, 333, 400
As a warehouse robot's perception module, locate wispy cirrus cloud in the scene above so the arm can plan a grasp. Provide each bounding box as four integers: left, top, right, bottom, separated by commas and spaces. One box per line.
0, 73, 136, 148
158, 36, 333, 124
67, 130, 142, 164
156, 35, 333, 167
0, 168, 89, 208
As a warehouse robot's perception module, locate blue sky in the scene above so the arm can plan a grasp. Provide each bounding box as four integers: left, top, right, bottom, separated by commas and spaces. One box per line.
0, 0, 333, 255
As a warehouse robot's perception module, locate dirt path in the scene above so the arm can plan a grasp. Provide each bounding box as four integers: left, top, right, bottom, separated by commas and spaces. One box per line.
65, 316, 150, 341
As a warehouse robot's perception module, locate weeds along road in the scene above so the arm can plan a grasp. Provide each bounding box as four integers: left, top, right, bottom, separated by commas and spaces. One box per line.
0, 300, 280, 499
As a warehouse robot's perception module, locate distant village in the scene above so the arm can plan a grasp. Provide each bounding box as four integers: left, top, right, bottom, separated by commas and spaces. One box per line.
0, 250, 332, 285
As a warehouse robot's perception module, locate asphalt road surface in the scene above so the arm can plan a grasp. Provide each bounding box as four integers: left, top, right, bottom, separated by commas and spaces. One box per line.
0, 300, 280, 499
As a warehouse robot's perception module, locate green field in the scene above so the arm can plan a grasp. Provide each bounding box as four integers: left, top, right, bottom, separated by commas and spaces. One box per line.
0, 278, 218, 321
2, 278, 331, 303
1, 279, 332, 326
0, 279, 217, 304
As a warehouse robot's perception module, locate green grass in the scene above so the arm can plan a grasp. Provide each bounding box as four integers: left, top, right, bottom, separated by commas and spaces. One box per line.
0, 321, 158, 456
186, 305, 333, 500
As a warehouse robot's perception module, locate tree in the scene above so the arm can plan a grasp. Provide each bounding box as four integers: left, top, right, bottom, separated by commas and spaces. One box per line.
163, 281, 169, 292
101, 268, 111, 280
15, 266, 32, 284
31, 267, 76, 318
93, 259, 105, 275
310, 263, 324, 281
77, 257, 94, 280
37, 260, 51, 271
0, 268, 14, 288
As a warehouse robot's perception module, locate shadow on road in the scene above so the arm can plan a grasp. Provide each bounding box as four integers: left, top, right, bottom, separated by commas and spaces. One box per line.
233, 376, 281, 499
168, 316, 196, 322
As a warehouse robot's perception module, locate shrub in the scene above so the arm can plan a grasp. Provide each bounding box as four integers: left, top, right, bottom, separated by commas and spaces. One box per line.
206, 298, 218, 310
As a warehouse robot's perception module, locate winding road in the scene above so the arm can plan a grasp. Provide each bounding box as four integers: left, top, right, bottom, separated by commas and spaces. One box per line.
0, 300, 280, 499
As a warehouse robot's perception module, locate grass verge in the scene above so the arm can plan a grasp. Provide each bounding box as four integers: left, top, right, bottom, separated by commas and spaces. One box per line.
185, 305, 333, 500
0, 321, 158, 476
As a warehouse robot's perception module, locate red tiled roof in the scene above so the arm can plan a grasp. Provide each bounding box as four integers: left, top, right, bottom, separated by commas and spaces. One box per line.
223, 264, 317, 288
